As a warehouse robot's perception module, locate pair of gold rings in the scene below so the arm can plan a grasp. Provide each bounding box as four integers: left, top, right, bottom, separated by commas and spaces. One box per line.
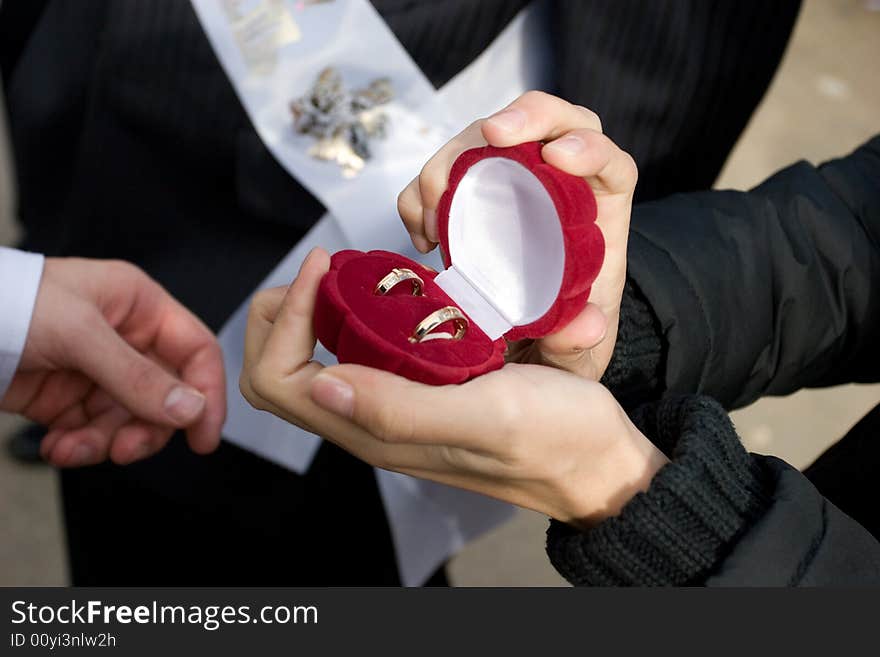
373, 267, 468, 344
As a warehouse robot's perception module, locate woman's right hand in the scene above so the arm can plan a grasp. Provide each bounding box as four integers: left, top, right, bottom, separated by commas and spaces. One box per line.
240, 249, 667, 529
396, 91, 638, 382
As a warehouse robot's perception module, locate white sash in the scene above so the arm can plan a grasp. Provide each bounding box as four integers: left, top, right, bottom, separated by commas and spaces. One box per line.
191, 0, 553, 586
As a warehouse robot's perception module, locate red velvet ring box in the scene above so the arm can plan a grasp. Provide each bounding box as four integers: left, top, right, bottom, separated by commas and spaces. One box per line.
314, 141, 604, 385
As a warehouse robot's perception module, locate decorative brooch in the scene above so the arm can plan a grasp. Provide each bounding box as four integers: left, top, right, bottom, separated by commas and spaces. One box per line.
290, 67, 393, 177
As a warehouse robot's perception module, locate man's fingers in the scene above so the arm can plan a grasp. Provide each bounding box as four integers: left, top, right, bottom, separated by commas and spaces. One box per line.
128, 284, 228, 455
107, 263, 227, 453
107, 423, 155, 464
178, 340, 226, 454
68, 312, 207, 430
45, 404, 131, 467
40, 387, 113, 460
482, 91, 602, 146
7, 370, 92, 428
39, 402, 89, 460
109, 422, 175, 465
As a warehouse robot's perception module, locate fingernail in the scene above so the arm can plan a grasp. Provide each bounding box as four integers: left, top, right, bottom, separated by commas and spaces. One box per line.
423, 208, 438, 243
69, 443, 95, 467
487, 108, 526, 133
299, 247, 320, 274
164, 386, 206, 424
311, 374, 354, 418
133, 441, 153, 461
546, 135, 585, 155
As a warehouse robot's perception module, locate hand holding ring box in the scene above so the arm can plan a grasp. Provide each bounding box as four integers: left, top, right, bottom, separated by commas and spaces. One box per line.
313, 142, 605, 384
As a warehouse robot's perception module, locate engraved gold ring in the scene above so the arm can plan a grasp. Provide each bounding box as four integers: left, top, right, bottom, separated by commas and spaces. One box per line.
410, 306, 469, 343
374, 268, 424, 296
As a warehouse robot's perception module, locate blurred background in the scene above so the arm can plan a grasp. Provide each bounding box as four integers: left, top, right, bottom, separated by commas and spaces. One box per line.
1, 0, 879, 586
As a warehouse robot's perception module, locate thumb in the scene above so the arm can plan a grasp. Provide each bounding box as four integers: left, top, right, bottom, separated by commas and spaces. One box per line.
68, 312, 206, 428
536, 302, 607, 368
311, 364, 483, 447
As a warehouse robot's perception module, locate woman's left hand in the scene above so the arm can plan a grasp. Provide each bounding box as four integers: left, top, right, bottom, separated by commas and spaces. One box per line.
240, 248, 667, 528
397, 92, 639, 382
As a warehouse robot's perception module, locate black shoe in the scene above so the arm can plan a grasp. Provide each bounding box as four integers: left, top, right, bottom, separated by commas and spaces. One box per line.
6, 424, 47, 464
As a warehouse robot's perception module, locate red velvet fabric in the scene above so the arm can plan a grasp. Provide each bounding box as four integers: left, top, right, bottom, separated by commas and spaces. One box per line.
314, 142, 604, 384
315, 250, 507, 385
436, 142, 603, 341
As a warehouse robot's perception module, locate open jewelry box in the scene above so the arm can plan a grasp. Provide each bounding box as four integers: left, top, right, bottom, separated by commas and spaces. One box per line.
314, 142, 604, 384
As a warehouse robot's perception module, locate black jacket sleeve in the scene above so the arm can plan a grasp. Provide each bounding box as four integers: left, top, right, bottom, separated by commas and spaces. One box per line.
546, 137, 880, 586
546, 395, 880, 586
625, 136, 880, 409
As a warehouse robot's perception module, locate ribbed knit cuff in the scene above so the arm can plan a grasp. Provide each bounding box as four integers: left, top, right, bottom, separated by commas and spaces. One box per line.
600, 279, 664, 409
546, 395, 771, 586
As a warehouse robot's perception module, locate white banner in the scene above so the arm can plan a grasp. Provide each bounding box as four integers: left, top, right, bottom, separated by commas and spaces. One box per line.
191, 0, 553, 586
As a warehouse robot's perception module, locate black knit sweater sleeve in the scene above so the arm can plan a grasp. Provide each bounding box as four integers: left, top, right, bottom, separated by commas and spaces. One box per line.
600, 279, 665, 408
546, 395, 772, 586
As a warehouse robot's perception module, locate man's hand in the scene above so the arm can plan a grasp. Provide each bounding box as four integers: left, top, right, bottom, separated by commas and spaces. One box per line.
1, 258, 227, 467
397, 91, 638, 381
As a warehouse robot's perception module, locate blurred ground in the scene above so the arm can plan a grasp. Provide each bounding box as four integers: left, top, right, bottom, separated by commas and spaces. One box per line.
1, 0, 879, 587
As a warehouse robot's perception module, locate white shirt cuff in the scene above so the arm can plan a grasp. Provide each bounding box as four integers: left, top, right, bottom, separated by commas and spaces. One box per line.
0, 246, 45, 401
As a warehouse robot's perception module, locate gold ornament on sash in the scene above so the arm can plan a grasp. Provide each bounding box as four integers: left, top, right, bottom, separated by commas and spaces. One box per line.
221, 0, 302, 74
221, 1, 336, 75
290, 68, 393, 177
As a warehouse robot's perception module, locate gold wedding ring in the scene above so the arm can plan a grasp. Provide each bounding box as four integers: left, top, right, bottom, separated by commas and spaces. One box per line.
374, 268, 424, 296
410, 306, 469, 343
